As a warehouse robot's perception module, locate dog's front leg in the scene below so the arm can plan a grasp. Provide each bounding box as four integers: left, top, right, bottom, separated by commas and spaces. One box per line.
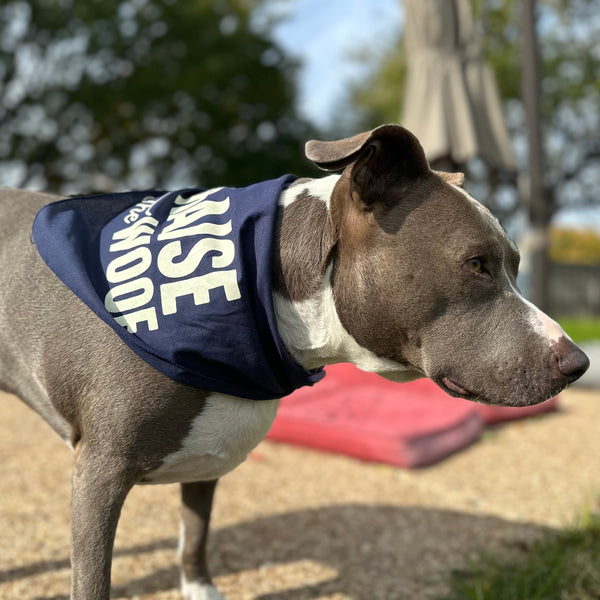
70, 447, 136, 599
179, 480, 225, 600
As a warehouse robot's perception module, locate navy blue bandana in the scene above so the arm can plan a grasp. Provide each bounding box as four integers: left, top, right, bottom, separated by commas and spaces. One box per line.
32, 175, 325, 400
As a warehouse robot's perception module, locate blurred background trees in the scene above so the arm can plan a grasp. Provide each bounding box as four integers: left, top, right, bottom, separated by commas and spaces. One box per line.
3, 0, 597, 220
0, 0, 315, 193
350, 0, 600, 229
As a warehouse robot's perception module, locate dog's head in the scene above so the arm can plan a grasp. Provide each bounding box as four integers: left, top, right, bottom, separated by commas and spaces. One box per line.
306, 124, 589, 406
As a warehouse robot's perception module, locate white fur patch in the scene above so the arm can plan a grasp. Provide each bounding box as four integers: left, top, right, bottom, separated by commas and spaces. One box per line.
524, 297, 566, 345
503, 267, 566, 346
143, 393, 279, 484
181, 579, 226, 600
279, 174, 340, 208
178, 521, 226, 600
273, 266, 419, 382
275, 176, 420, 381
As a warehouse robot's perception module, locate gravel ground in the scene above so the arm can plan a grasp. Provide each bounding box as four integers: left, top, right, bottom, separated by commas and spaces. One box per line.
2, 387, 600, 600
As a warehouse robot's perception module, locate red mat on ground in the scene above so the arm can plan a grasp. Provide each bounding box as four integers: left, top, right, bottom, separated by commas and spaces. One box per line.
267, 364, 558, 468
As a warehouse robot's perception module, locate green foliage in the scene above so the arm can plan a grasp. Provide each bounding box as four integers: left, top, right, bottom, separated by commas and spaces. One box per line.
441, 517, 600, 600
476, 0, 522, 101
558, 317, 600, 344
549, 226, 600, 265
350, 36, 406, 129
0, 0, 316, 192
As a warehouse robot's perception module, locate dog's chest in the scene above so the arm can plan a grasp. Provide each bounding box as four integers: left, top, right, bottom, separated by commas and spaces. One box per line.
141, 394, 280, 484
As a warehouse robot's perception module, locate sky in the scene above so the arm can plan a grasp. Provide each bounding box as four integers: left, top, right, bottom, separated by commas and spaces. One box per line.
258, 0, 403, 129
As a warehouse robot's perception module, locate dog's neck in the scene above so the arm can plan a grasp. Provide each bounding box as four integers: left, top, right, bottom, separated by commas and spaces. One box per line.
274, 262, 346, 369
272, 176, 416, 381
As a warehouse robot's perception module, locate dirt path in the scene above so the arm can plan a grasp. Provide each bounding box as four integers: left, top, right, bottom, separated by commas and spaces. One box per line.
2, 387, 600, 600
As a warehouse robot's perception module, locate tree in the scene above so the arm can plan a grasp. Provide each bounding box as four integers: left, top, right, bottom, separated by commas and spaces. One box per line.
348, 0, 600, 224
549, 226, 600, 265
0, 0, 316, 193
347, 0, 600, 311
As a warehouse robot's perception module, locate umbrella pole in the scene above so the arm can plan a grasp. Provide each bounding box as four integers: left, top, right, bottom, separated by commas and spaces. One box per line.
522, 0, 550, 312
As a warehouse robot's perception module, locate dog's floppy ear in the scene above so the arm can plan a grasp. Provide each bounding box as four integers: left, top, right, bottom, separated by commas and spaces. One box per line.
305, 129, 375, 172
306, 124, 430, 205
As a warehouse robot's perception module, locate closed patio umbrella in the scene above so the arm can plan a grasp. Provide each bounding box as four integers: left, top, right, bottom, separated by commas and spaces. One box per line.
401, 0, 516, 171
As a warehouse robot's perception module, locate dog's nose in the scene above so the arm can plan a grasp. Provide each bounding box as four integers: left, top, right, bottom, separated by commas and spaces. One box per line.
556, 338, 590, 385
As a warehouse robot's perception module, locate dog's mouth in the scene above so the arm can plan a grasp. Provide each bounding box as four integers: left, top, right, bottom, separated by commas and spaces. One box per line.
439, 376, 480, 401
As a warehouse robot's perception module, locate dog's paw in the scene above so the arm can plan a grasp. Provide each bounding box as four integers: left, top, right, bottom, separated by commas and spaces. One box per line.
181, 579, 226, 600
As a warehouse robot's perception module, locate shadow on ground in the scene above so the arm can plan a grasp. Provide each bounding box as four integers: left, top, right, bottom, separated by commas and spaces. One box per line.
2, 504, 551, 600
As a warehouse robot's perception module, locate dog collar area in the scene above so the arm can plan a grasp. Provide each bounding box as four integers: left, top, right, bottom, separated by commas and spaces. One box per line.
32, 176, 325, 400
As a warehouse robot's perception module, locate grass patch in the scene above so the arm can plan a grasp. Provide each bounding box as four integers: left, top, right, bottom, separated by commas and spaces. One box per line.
558, 317, 600, 344
440, 514, 600, 600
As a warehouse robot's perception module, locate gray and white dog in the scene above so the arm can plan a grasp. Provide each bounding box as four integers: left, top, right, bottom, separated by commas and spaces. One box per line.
0, 125, 589, 600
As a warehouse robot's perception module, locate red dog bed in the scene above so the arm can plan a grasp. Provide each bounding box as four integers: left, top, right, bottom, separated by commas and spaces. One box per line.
267, 364, 557, 468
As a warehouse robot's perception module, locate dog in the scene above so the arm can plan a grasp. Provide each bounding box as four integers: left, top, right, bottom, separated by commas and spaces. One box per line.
0, 124, 589, 600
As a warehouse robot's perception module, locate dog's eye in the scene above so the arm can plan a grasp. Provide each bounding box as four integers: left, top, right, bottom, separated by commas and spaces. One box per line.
465, 257, 492, 281
466, 258, 483, 272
